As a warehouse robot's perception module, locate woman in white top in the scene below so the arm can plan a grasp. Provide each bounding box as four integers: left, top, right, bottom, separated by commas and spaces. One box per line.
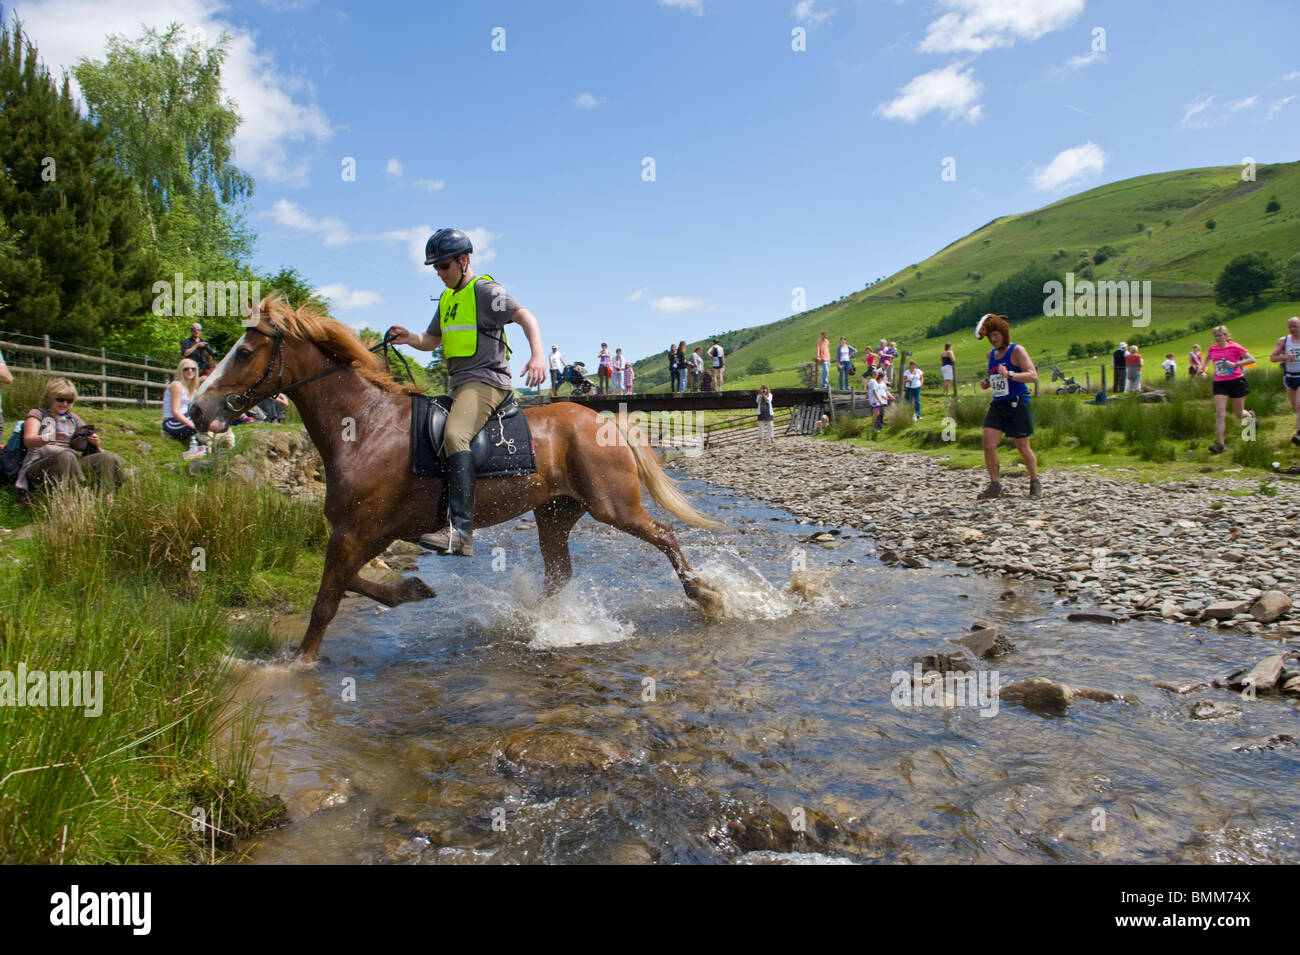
1269, 315, 1300, 446
755, 384, 775, 447
836, 337, 858, 391
868, 369, 891, 431
902, 361, 924, 420
612, 348, 626, 390
162, 359, 200, 442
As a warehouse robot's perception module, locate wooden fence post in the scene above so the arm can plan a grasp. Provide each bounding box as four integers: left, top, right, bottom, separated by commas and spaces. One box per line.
44, 335, 51, 371
1101, 365, 1107, 393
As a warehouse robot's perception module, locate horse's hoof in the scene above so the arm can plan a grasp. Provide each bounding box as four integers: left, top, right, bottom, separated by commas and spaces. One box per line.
288, 653, 319, 672
693, 582, 727, 618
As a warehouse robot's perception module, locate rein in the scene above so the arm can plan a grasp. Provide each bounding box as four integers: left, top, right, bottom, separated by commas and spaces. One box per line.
224, 328, 422, 415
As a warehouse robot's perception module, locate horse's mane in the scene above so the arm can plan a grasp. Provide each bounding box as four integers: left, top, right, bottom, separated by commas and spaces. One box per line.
255, 294, 423, 396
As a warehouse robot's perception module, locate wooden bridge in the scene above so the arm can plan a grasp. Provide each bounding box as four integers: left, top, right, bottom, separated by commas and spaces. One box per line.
518, 387, 873, 445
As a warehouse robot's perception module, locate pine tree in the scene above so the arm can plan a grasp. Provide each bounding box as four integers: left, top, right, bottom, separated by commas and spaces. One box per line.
0, 17, 157, 345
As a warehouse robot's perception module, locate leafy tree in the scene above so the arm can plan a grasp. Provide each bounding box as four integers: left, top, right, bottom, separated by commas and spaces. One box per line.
924, 264, 1063, 339
1282, 252, 1300, 299
262, 266, 331, 312
1214, 252, 1280, 308
0, 17, 157, 344
746, 356, 772, 376
1205, 219, 1216, 230
1265, 195, 1281, 214
73, 24, 253, 273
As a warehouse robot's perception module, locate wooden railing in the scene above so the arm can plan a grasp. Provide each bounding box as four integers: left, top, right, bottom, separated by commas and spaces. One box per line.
0, 335, 171, 406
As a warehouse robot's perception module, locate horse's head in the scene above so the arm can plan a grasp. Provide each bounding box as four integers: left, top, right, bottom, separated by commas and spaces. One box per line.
189, 298, 287, 434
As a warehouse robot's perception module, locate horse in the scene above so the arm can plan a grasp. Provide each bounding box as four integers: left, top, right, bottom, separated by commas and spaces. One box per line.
188, 296, 724, 665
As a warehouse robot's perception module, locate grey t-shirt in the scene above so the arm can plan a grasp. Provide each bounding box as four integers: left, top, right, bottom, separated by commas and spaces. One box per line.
426, 278, 519, 390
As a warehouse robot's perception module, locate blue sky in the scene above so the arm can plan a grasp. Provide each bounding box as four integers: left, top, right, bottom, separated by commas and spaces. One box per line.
13, 0, 1300, 374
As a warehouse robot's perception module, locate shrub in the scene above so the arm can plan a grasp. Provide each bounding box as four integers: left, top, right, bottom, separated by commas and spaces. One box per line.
1072, 409, 1108, 453
1215, 252, 1281, 307
828, 414, 865, 440
1206, 219, 1216, 230
1265, 195, 1281, 214
885, 402, 913, 433
951, 395, 987, 428
746, 356, 773, 376
1231, 434, 1277, 470
1136, 222, 1145, 232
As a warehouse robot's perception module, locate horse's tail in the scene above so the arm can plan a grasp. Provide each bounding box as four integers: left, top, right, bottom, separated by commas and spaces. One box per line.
616, 419, 723, 531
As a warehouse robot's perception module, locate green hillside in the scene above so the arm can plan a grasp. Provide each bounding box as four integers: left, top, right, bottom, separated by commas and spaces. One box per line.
634, 162, 1300, 391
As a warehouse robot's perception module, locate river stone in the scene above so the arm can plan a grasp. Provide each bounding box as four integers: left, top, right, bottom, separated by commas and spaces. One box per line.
498, 729, 631, 774
1283, 676, 1300, 696
1231, 734, 1297, 754
999, 678, 1074, 716
1250, 590, 1293, 624
901, 553, 930, 568
1154, 678, 1209, 695
1066, 611, 1124, 624
1201, 600, 1251, 621
1159, 600, 1183, 619
1190, 700, 1243, 720
909, 651, 973, 674
726, 805, 843, 853
1241, 654, 1286, 692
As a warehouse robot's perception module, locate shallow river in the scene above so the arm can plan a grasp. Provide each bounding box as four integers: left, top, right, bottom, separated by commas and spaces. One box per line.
235, 477, 1300, 864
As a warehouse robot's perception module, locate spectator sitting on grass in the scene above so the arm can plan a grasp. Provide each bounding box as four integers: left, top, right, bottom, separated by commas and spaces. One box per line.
162, 359, 200, 443
15, 378, 126, 495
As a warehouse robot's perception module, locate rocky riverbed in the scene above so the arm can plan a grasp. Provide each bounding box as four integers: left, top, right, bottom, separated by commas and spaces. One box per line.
668, 437, 1299, 640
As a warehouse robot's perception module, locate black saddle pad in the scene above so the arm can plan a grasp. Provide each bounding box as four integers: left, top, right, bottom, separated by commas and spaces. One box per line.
410, 394, 536, 479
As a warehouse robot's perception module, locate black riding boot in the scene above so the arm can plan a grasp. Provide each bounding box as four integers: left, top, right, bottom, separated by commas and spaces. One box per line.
421, 451, 475, 556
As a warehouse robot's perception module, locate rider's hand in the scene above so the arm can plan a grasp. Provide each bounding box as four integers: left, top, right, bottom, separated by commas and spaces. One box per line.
521, 356, 547, 388
387, 326, 412, 346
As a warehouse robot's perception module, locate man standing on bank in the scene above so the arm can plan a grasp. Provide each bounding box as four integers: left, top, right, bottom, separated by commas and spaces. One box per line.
976, 313, 1040, 500
388, 228, 546, 556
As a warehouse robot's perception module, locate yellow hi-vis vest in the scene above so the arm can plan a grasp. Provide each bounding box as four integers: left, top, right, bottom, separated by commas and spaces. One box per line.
438, 274, 510, 359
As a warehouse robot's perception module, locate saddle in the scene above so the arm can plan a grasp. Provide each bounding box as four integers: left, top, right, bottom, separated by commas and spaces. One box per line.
410, 394, 536, 479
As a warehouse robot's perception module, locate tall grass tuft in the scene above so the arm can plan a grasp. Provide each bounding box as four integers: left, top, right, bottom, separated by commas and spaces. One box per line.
950, 395, 987, 428
828, 414, 866, 440
1231, 434, 1278, 470
31, 472, 327, 605
885, 403, 914, 433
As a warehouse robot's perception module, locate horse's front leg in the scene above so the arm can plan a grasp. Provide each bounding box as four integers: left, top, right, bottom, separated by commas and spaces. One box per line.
294, 522, 373, 667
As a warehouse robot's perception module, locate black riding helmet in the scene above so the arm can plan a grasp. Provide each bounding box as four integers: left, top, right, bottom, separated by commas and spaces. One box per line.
424, 228, 473, 265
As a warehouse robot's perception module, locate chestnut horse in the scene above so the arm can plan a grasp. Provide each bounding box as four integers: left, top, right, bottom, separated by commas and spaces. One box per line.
188, 297, 723, 665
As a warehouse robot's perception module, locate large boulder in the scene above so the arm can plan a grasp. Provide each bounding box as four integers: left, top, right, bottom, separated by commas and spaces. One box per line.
1249, 591, 1293, 624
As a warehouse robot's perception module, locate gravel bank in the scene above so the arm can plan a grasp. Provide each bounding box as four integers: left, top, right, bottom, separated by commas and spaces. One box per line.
668, 437, 1300, 639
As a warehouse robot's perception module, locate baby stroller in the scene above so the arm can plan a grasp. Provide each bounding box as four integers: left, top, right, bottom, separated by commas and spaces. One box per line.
1051, 365, 1084, 394
559, 362, 596, 395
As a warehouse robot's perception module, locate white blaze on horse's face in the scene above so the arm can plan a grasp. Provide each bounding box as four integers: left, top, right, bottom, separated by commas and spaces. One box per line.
194, 333, 247, 400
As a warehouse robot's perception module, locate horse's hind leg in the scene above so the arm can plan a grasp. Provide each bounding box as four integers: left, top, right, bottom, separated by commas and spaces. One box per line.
535, 495, 586, 596
584, 497, 722, 613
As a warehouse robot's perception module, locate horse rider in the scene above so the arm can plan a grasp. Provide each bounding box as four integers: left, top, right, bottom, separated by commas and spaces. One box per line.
388, 228, 546, 555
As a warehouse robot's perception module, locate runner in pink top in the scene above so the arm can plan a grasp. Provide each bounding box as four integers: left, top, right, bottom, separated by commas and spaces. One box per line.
1204, 325, 1256, 454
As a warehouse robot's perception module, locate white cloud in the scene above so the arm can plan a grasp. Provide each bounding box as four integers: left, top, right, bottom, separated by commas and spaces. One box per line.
1181, 95, 1215, 128
1226, 95, 1257, 111
920, 0, 1085, 54
1266, 95, 1295, 120
651, 296, 703, 313
318, 283, 385, 309
1030, 141, 1105, 191
462, 228, 500, 266
413, 178, 445, 192
381, 226, 434, 271
875, 63, 984, 124
626, 288, 648, 302
574, 92, 602, 108
1283, 71, 1300, 82
1050, 49, 1104, 77
13, 0, 333, 186
792, 1, 834, 25
385, 158, 403, 178
268, 199, 349, 245
659, 0, 703, 15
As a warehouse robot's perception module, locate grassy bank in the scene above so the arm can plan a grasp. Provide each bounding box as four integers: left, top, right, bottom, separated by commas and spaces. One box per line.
0, 401, 328, 863
823, 368, 1297, 479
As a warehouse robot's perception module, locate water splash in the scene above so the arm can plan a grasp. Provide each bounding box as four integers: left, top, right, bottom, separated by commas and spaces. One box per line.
454, 568, 637, 649
687, 547, 818, 620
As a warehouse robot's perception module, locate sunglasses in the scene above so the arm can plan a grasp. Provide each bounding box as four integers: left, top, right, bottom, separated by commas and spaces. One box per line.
54, 397, 74, 403
183, 367, 197, 372
433, 259, 460, 272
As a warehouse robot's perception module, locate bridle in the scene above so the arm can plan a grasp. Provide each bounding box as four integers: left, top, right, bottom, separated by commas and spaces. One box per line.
223, 326, 418, 415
